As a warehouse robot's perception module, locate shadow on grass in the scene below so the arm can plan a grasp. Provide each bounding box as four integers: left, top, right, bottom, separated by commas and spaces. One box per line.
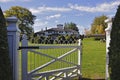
81, 78, 105, 80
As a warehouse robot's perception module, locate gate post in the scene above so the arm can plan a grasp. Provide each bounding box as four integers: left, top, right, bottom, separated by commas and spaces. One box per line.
6, 17, 20, 80
78, 39, 82, 79
21, 34, 28, 80
105, 18, 113, 80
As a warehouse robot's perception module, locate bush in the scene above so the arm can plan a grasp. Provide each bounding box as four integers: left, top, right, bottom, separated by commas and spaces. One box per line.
0, 8, 12, 80
108, 5, 120, 80
31, 34, 78, 44
94, 37, 104, 41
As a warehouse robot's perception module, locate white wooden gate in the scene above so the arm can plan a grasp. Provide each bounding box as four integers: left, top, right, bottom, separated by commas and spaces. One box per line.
19, 34, 82, 80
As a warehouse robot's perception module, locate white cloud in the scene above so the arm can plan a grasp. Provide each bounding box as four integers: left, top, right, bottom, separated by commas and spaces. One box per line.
55, 20, 59, 23
0, 0, 13, 2
77, 25, 85, 34
107, 14, 115, 18
69, 1, 120, 13
29, 6, 71, 14
34, 19, 48, 27
30, 1, 120, 14
0, 0, 31, 2
33, 19, 48, 32
75, 13, 83, 16
21, 0, 32, 2
46, 14, 61, 20
29, 8, 41, 14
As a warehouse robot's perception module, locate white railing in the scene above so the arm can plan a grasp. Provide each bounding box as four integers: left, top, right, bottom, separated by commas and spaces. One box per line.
6, 16, 111, 80
6, 16, 82, 80
105, 18, 113, 80
20, 34, 82, 80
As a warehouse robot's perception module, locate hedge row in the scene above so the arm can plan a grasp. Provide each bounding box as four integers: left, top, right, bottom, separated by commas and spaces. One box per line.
30, 35, 80, 44
0, 8, 12, 80
108, 5, 120, 80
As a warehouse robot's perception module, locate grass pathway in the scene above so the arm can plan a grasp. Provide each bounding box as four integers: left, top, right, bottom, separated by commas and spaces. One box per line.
82, 38, 106, 79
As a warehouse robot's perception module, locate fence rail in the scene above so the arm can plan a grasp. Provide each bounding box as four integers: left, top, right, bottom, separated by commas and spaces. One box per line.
19, 45, 79, 50
6, 16, 112, 80
20, 34, 82, 80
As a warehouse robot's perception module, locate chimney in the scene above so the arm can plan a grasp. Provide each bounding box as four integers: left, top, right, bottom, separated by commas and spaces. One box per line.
57, 24, 63, 29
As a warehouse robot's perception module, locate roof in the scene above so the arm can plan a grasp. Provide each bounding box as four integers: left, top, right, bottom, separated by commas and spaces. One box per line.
35, 31, 44, 34
46, 28, 64, 32
35, 27, 79, 35
45, 28, 78, 33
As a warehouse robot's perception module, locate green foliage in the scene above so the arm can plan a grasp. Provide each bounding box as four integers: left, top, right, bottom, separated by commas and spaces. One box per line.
56, 35, 65, 44
34, 36, 40, 44
93, 37, 104, 41
64, 22, 79, 32
29, 32, 35, 43
31, 35, 78, 44
108, 5, 120, 80
0, 8, 12, 80
4, 6, 36, 37
91, 15, 107, 34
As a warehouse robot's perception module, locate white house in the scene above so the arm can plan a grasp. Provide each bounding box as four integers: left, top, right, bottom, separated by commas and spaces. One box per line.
35, 24, 79, 37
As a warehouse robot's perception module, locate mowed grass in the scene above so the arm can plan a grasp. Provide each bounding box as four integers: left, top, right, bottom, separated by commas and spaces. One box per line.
27, 47, 78, 72
82, 38, 106, 79
19, 38, 106, 80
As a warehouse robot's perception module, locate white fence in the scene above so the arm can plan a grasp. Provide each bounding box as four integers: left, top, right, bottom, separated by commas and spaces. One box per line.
105, 18, 113, 80
6, 17, 82, 80
6, 16, 112, 80
19, 34, 82, 80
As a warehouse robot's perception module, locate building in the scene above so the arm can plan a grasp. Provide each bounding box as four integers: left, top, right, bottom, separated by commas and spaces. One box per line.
35, 24, 79, 37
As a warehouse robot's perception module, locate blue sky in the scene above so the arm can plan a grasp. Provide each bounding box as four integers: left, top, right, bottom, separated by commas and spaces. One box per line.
1, 0, 120, 34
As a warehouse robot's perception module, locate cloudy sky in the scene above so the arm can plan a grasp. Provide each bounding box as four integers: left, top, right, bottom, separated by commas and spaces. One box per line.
1, 0, 120, 34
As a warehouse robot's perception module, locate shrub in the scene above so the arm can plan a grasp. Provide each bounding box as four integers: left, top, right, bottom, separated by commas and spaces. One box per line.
108, 5, 120, 80
94, 37, 103, 41
0, 8, 12, 80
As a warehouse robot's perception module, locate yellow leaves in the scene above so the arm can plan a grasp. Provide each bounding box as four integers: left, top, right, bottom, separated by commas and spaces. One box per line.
96, 25, 105, 34
91, 15, 107, 34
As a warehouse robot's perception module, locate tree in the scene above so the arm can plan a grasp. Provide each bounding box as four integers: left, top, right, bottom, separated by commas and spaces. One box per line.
108, 5, 120, 80
64, 22, 79, 32
0, 7, 12, 80
4, 6, 36, 38
91, 15, 107, 34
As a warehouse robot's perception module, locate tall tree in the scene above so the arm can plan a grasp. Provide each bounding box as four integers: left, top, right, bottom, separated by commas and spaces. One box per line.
0, 7, 12, 80
91, 15, 107, 34
64, 22, 79, 32
4, 6, 36, 37
108, 5, 120, 80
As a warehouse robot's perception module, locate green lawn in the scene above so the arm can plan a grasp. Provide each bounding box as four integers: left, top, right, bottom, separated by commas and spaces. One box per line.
82, 38, 106, 79
19, 38, 106, 80
27, 46, 78, 72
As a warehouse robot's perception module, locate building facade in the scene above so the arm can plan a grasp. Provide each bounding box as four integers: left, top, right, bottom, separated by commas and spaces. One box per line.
35, 24, 79, 37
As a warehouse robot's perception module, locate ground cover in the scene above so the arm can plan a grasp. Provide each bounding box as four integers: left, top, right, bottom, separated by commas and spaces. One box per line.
19, 38, 106, 80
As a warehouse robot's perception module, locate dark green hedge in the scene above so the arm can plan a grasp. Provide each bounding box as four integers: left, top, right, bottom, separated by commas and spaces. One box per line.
0, 8, 12, 80
30, 35, 79, 44
108, 5, 120, 80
